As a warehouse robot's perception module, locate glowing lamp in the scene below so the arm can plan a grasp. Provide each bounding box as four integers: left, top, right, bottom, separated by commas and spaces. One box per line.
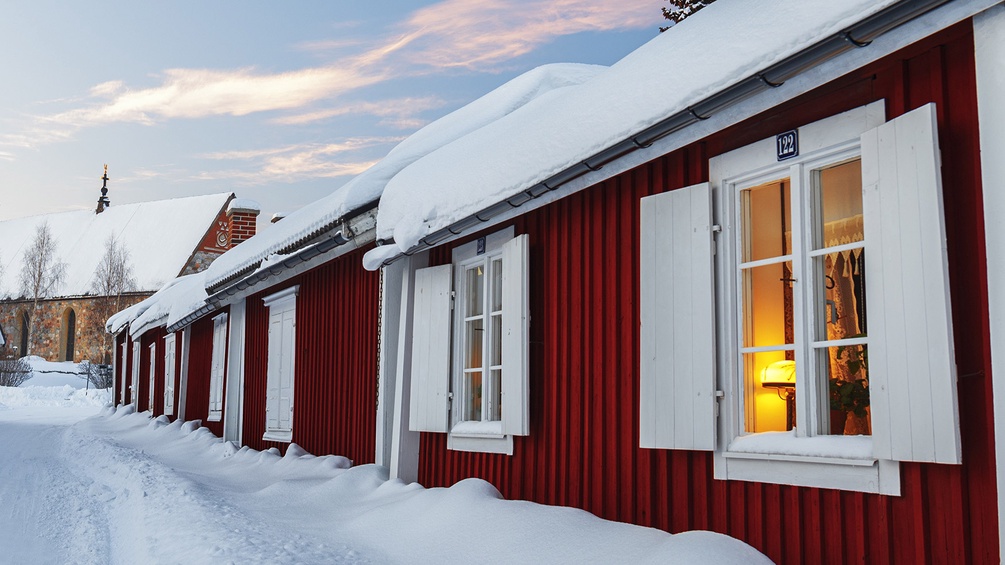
761, 360, 796, 431
761, 360, 796, 388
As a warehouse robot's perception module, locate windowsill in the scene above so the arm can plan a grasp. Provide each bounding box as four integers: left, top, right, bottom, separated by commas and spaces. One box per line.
207, 411, 222, 423
450, 420, 504, 437
714, 431, 900, 495
728, 430, 874, 461
263, 430, 292, 443
448, 421, 513, 455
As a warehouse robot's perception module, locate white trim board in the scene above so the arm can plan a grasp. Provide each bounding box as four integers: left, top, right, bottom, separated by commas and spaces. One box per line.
975, 3, 1005, 556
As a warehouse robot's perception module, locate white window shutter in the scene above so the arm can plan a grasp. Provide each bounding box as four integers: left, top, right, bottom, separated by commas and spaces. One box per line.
409, 264, 453, 433
164, 334, 175, 416
209, 314, 228, 413
266, 309, 283, 431
131, 345, 141, 405
501, 234, 530, 436
639, 182, 716, 451
862, 103, 961, 464
148, 343, 156, 410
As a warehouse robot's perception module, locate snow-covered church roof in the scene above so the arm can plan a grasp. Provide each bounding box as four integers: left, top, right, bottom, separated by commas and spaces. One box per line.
365, 0, 909, 261
0, 193, 232, 300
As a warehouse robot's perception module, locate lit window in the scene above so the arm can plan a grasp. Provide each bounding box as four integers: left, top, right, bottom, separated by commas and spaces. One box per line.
640, 102, 962, 495
738, 159, 869, 436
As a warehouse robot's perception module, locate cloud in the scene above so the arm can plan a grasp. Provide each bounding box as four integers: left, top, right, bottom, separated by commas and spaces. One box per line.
274, 96, 445, 126
10, 0, 652, 148
197, 138, 402, 184
397, 0, 655, 70
48, 65, 390, 127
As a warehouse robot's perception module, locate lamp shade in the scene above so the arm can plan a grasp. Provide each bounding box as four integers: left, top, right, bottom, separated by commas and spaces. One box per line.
761, 360, 796, 387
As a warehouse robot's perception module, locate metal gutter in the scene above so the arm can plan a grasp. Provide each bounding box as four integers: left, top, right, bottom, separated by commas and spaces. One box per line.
372, 0, 952, 265
167, 206, 378, 333
205, 198, 380, 293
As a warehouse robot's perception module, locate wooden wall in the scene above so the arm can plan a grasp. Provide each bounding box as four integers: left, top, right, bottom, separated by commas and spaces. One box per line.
242, 247, 379, 465
416, 22, 998, 564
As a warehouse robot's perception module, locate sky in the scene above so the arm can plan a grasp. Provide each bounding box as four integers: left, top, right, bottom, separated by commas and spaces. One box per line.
0, 1, 660, 230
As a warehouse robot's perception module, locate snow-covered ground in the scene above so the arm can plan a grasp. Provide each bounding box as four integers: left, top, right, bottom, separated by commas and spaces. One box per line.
0, 381, 768, 563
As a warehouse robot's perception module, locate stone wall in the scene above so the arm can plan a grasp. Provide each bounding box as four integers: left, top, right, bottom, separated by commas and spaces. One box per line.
0, 294, 149, 363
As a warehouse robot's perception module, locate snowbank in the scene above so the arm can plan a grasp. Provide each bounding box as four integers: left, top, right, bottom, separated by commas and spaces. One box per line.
0, 385, 108, 410
66, 408, 768, 563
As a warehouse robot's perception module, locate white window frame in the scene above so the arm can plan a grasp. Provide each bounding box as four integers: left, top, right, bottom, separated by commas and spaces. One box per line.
447, 227, 513, 454
207, 312, 229, 422
263, 286, 298, 443
706, 100, 965, 494
408, 226, 530, 455
164, 333, 176, 417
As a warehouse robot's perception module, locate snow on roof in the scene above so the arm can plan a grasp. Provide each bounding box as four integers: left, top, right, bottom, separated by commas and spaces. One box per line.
370, 0, 901, 254
122, 272, 210, 338
0, 193, 232, 299
202, 63, 605, 290
227, 198, 261, 213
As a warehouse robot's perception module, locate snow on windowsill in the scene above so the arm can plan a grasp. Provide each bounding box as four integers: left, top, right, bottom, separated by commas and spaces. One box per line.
728, 430, 874, 461
450, 420, 504, 437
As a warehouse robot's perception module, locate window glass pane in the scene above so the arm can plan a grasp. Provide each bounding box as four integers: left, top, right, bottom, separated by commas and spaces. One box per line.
815, 160, 863, 250
488, 369, 502, 422
464, 371, 483, 422
491, 258, 503, 313
814, 251, 867, 341
490, 314, 502, 367
741, 179, 791, 262
466, 265, 484, 316
465, 318, 484, 370
821, 344, 870, 436
743, 350, 795, 433
741, 260, 794, 348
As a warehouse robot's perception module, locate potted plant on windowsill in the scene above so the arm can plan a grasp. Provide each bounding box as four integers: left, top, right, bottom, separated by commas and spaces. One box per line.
829, 340, 869, 435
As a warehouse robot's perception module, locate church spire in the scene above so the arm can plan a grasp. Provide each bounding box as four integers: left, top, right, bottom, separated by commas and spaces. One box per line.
96, 164, 110, 214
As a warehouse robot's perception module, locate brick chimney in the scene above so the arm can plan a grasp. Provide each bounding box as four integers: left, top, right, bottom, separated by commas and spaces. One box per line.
226, 198, 261, 248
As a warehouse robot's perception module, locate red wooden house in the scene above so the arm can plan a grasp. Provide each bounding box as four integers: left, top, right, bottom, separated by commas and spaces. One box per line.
366, 1, 1005, 562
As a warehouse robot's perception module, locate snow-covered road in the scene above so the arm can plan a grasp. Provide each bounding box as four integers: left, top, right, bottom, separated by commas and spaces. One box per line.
0, 385, 768, 564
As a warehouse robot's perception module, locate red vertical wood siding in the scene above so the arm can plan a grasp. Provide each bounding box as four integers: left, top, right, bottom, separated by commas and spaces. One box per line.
183, 307, 228, 437
135, 333, 151, 413
416, 23, 998, 564
242, 247, 379, 464
140, 328, 167, 417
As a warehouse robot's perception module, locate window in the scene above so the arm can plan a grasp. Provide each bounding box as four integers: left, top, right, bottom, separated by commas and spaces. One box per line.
208, 313, 228, 422
62, 308, 76, 362
262, 286, 297, 443
640, 102, 961, 495
164, 333, 176, 417
409, 226, 530, 455
148, 341, 157, 412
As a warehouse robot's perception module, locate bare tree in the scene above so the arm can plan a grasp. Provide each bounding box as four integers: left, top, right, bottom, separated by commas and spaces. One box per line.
19, 222, 67, 354
89, 235, 136, 363
78, 360, 113, 389
0, 347, 31, 387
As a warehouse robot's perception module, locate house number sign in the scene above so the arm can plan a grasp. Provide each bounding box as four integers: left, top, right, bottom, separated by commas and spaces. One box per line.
776, 129, 799, 161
